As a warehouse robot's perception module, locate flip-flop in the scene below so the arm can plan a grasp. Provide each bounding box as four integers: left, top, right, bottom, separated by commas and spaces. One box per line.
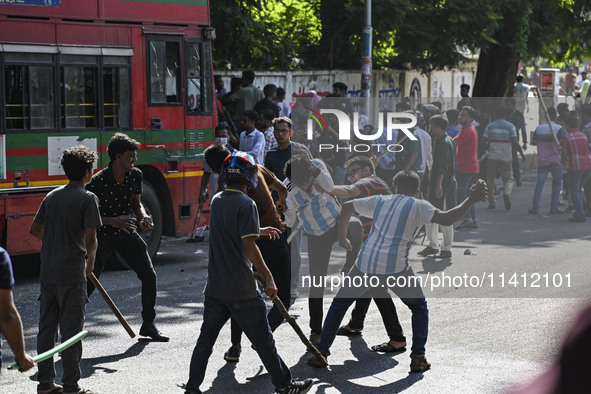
370, 342, 406, 353
37, 384, 63, 394
336, 326, 362, 336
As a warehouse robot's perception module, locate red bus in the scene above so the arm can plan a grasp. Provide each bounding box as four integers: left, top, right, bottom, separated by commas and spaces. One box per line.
0, 0, 216, 258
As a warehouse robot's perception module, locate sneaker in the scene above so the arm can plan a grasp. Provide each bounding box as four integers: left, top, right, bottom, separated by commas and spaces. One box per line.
464, 221, 479, 229
275, 379, 314, 394
309, 332, 320, 346
307, 351, 329, 368
437, 250, 452, 258
549, 209, 565, 214
455, 218, 472, 230
410, 354, 431, 372
223, 344, 241, 362
568, 216, 586, 223
528, 209, 538, 214
417, 246, 438, 257
503, 194, 511, 210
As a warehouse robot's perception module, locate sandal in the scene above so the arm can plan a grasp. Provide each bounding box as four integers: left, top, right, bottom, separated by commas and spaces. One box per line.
38, 384, 63, 394
370, 342, 406, 353
336, 325, 362, 336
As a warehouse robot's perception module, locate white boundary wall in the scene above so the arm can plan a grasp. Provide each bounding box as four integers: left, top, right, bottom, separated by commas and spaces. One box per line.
216, 64, 477, 111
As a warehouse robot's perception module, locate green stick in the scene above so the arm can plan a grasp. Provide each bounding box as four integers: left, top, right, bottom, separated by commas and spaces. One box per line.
7, 330, 88, 370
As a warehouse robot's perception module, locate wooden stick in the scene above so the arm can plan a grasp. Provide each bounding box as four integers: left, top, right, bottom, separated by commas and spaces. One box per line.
188, 200, 205, 241
89, 273, 136, 338
252, 272, 328, 367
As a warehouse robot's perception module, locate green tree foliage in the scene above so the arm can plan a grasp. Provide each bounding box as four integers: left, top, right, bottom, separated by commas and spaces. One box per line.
210, 0, 320, 70
211, 0, 591, 98
473, 0, 591, 97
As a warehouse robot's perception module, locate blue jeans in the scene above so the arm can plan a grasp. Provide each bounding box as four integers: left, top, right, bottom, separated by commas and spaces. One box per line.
316, 266, 428, 356
568, 169, 591, 219
456, 172, 478, 220
531, 163, 563, 212
186, 295, 291, 392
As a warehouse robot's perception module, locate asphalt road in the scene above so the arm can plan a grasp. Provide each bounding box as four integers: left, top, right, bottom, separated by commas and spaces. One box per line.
2, 170, 590, 393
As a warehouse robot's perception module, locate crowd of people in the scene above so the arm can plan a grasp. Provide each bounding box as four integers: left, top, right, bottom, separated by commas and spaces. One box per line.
2, 69, 591, 394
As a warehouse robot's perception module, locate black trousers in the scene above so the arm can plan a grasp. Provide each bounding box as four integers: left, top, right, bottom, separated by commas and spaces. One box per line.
87, 231, 157, 324
231, 232, 291, 344
307, 219, 363, 334
346, 298, 405, 342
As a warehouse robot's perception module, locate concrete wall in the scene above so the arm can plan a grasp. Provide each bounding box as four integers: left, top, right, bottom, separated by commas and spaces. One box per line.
216, 63, 477, 110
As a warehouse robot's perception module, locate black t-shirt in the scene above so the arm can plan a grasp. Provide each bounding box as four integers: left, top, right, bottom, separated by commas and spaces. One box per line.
253, 98, 280, 118
0, 247, 14, 290
86, 164, 143, 236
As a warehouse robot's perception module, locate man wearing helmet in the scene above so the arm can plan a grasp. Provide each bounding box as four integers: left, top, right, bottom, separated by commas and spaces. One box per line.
185, 152, 314, 394
200, 144, 293, 364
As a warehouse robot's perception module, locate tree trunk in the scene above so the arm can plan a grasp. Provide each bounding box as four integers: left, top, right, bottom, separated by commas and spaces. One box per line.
472, 5, 525, 113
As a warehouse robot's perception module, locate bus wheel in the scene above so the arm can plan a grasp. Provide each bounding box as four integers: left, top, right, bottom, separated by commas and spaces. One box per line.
138, 180, 163, 259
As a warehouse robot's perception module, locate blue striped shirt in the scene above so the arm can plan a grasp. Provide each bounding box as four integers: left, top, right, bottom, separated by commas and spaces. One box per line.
284, 159, 340, 236
353, 195, 437, 274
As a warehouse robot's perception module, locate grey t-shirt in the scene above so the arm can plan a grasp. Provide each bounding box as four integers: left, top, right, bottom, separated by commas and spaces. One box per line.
34, 184, 102, 285
204, 188, 260, 299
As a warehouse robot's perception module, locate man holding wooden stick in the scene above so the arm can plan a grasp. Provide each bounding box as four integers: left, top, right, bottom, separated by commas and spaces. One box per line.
30, 146, 102, 394
185, 152, 314, 394
86, 133, 168, 342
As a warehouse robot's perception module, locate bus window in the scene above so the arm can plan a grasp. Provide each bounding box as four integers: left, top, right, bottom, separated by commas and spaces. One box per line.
149, 39, 181, 105
4, 53, 55, 130
185, 41, 213, 114
103, 57, 131, 129
60, 55, 98, 129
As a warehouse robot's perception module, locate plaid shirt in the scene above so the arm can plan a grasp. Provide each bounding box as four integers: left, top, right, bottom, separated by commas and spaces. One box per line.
262, 127, 278, 160
562, 129, 591, 171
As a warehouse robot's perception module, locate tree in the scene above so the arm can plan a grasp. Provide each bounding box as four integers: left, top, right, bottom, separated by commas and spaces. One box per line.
210, 0, 320, 70
473, 0, 591, 98
210, 0, 591, 101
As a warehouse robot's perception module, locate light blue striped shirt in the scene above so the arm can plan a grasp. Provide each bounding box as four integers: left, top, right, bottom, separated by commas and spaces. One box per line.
284, 159, 340, 236
239, 129, 266, 164
353, 195, 437, 274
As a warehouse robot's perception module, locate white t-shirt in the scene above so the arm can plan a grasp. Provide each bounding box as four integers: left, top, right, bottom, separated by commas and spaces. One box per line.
353, 195, 437, 274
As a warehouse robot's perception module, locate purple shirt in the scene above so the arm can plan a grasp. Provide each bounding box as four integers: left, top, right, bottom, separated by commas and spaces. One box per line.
533, 122, 564, 166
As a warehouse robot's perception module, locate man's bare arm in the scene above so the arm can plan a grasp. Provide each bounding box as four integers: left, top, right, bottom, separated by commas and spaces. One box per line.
242, 236, 277, 299
0, 291, 35, 371
29, 222, 43, 240
330, 185, 361, 199
85, 227, 97, 277
432, 180, 487, 226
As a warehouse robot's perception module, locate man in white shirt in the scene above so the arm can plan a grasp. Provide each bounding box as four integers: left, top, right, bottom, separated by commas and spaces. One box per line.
239, 110, 266, 164
307, 171, 487, 373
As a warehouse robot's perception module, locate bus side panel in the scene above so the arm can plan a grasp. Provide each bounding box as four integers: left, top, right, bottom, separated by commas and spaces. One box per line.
5, 194, 44, 255
56, 24, 132, 47
101, 0, 209, 25
0, 20, 56, 44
